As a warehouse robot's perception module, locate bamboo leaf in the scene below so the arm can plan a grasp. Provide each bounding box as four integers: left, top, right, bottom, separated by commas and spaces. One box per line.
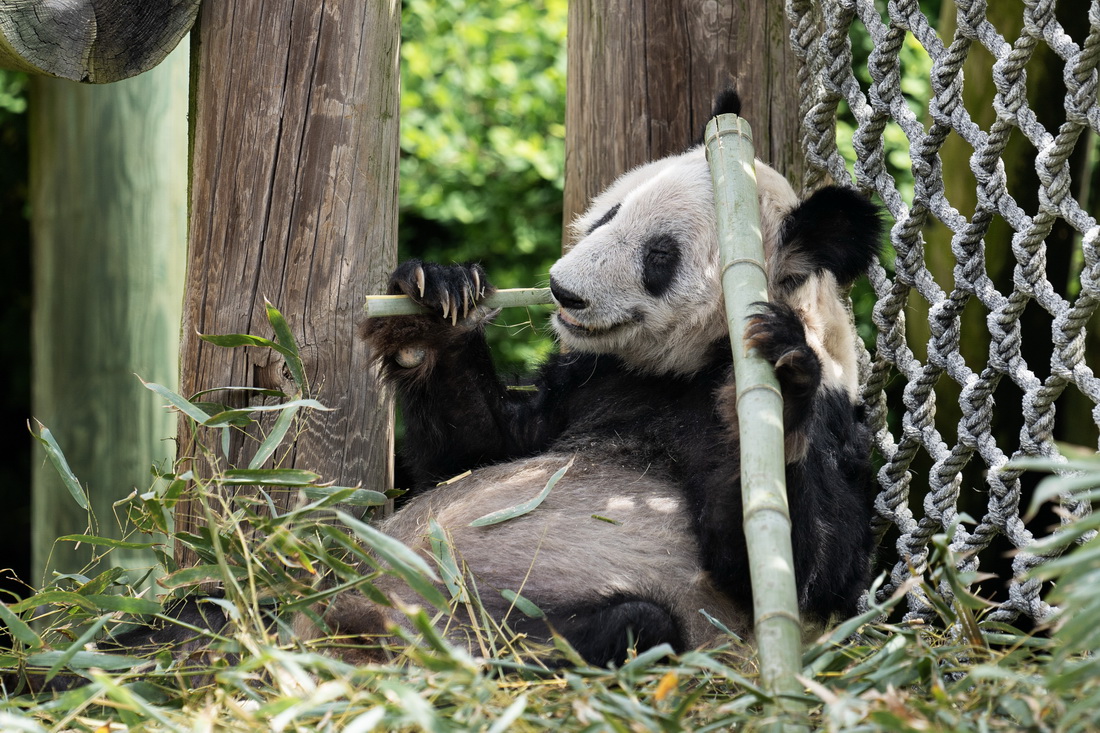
26, 650, 145, 671
1025, 472, 1100, 520
299, 486, 389, 507
28, 421, 89, 510
140, 379, 212, 424
75, 566, 126, 596
160, 564, 248, 589
45, 616, 111, 683
198, 333, 282, 350
619, 643, 675, 672
469, 456, 573, 527
57, 534, 161, 550
190, 385, 288, 400
83, 595, 163, 615
429, 520, 467, 602
9, 591, 97, 613
203, 398, 331, 428
199, 329, 305, 391
337, 511, 448, 611
251, 404, 298, 468
501, 588, 544, 619
265, 300, 307, 392
0, 601, 43, 649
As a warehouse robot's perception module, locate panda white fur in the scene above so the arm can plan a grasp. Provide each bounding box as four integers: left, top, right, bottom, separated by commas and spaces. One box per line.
314, 92, 882, 667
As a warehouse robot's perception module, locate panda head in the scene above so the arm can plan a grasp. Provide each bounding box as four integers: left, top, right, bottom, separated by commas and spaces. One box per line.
549, 149, 723, 377
548, 143, 882, 380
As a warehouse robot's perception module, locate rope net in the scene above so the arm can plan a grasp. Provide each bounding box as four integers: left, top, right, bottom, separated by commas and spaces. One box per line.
786, 0, 1100, 625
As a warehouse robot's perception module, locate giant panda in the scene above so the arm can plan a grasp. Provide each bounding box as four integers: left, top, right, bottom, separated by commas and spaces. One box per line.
302, 92, 882, 667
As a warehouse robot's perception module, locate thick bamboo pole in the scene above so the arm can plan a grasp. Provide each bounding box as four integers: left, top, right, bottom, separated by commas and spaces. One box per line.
704, 114, 802, 700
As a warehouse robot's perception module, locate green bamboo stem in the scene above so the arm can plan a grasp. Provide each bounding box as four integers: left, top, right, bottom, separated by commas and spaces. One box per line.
705, 114, 803, 703
364, 287, 552, 317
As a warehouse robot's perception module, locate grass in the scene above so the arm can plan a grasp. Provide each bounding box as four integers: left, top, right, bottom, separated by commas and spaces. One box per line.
3, 306, 1099, 731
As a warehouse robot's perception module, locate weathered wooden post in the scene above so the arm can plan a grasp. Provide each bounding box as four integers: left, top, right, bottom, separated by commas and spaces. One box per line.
175, 0, 400, 565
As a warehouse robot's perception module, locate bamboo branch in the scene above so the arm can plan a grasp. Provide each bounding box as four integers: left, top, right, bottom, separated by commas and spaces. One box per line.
705, 114, 803, 703
364, 287, 552, 317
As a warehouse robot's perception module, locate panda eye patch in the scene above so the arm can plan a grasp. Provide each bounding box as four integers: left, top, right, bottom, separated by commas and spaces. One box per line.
586, 203, 622, 235
642, 233, 682, 297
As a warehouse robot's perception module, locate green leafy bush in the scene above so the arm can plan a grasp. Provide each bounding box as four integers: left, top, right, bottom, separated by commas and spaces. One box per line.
399, 0, 567, 371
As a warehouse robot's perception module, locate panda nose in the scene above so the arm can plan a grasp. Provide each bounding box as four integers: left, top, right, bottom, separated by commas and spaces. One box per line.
550, 277, 587, 310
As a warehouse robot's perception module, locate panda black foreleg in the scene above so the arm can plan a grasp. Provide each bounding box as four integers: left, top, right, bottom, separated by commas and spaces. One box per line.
743, 301, 822, 441
362, 260, 560, 486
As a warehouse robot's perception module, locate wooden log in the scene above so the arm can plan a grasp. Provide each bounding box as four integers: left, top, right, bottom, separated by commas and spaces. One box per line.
0, 0, 199, 83
176, 0, 400, 565
29, 44, 188, 582
563, 0, 803, 245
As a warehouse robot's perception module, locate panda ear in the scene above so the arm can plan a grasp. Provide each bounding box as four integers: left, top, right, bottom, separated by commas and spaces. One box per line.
781, 186, 883, 286
692, 88, 743, 148
710, 88, 742, 118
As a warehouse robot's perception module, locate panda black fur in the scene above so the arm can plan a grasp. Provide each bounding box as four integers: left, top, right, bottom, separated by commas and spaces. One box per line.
312, 93, 882, 666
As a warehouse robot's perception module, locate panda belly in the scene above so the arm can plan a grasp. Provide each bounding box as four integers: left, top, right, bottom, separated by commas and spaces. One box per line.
374, 452, 751, 661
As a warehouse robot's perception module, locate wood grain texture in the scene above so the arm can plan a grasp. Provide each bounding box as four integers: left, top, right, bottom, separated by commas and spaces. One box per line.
176, 0, 399, 563
563, 0, 803, 242
0, 0, 199, 82
30, 44, 188, 582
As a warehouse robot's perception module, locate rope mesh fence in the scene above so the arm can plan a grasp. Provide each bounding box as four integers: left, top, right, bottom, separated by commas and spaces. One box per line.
786, 0, 1100, 625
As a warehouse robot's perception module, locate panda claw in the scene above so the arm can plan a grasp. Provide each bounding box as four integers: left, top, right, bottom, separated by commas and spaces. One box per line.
415, 266, 426, 298
441, 295, 450, 320
775, 351, 798, 369
473, 269, 481, 300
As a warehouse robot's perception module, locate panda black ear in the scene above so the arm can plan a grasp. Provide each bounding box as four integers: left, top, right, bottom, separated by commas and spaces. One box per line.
711, 88, 742, 118
782, 186, 884, 286
693, 88, 743, 148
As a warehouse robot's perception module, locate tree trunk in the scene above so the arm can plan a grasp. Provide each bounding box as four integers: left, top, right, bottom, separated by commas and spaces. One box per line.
175, 0, 399, 566
563, 0, 803, 241
0, 0, 199, 82
29, 43, 188, 582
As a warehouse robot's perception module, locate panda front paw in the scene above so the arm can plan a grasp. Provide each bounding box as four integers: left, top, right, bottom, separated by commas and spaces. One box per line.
388, 260, 494, 326
360, 260, 497, 374
744, 302, 821, 404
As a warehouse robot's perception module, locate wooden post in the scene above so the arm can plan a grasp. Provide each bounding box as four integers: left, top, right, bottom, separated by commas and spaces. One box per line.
176, 0, 399, 565
563, 0, 803, 242
29, 44, 189, 582
0, 0, 199, 82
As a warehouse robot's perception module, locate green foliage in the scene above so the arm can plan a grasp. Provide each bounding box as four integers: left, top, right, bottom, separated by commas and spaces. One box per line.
0, 70, 27, 119
399, 0, 567, 371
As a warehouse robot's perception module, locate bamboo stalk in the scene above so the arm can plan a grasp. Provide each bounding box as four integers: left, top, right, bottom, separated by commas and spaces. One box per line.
705, 115, 803, 703
364, 287, 553, 317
